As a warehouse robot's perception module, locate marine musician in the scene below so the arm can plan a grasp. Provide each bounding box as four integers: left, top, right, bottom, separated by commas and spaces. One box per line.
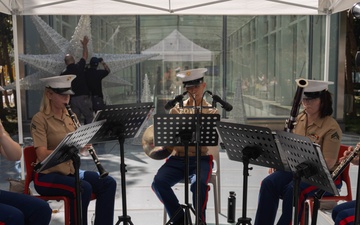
254, 79, 342, 225
30, 75, 116, 225
151, 68, 219, 225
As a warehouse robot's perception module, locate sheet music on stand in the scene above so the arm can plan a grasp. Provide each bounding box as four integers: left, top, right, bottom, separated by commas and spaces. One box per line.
274, 130, 339, 195
35, 120, 106, 173
90, 102, 154, 143
153, 114, 220, 147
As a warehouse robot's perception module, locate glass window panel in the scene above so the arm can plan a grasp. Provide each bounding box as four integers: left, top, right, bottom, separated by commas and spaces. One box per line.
139, 15, 222, 115
22, 14, 333, 124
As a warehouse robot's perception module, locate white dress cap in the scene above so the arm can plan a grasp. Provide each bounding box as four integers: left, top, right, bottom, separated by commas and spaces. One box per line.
40, 75, 76, 95
296, 79, 334, 99
176, 68, 207, 87
300, 79, 334, 92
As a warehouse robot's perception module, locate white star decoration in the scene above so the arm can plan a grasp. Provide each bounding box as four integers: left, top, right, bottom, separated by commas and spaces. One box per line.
8, 15, 156, 90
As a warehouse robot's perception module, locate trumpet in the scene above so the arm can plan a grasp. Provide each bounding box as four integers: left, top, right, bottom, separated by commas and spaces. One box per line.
65, 104, 109, 178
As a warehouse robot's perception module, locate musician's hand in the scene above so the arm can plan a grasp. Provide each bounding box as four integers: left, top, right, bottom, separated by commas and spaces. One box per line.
342, 144, 360, 165
268, 168, 276, 174
339, 146, 353, 162
352, 143, 360, 165
353, 156, 360, 165
80, 144, 92, 156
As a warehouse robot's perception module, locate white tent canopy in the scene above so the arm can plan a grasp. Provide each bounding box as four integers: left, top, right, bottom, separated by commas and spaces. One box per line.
142, 29, 212, 62
0, 0, 358, 16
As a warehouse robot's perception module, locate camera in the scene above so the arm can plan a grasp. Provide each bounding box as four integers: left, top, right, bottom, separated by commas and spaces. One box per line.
98, 57, 103, 63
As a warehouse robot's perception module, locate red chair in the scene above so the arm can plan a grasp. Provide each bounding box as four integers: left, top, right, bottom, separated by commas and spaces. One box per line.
24, 146, 96, 225
301, 144, 353, 225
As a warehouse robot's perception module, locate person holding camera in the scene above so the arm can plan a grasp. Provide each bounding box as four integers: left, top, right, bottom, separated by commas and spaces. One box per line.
85, 57, 110, 113
61, 36, 94, 124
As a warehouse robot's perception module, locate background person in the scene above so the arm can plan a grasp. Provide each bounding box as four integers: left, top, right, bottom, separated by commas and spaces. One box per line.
85, 57, 110, 113
0, 119, 52, 225
30, 75, 117, 225
61, 35, 93, 124
332, 143, 360, 225
151, 68, 218, 225
254, 79, 343, 225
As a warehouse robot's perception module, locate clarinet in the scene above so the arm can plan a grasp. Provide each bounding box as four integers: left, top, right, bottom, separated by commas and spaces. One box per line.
284, 78, 308, 132
65, 104, 109, 178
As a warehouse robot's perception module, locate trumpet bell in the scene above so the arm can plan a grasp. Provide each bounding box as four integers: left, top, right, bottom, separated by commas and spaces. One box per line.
142, 125, 171, 160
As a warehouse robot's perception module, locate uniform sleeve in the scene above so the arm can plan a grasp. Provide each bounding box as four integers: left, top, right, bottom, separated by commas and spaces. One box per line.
30, 113, 48, 148
100, 69, 109, 78
321, 123, 342, 170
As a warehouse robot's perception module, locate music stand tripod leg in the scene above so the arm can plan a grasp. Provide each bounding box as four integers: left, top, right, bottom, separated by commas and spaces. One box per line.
236, 161, 251, 225
236, 146, 262, 225
292, 174, 301, 225
166, 139, 197, 225
69, 146, 83, 225
115, 136, 134, 225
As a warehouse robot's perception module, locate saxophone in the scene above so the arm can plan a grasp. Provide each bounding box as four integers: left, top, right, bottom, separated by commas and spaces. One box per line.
65, 104, 109, 178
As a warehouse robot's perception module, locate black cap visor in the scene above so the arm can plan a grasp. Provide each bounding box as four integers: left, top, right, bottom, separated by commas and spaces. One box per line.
183, 78, 204, 88
49, 87, 74, 95
303, 90, 325, 100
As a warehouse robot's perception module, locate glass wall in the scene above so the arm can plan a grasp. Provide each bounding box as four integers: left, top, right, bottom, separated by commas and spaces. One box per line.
23, 14, 340, 123
139, 15, 223, 114
226, 15, 332, 118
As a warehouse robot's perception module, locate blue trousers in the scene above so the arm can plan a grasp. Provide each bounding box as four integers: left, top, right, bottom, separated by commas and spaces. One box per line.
332, 200, 355, 225
152, 155, 213, 224
254, 170, 342, 225
0, 189, 52, 225
34, 170, 116, 225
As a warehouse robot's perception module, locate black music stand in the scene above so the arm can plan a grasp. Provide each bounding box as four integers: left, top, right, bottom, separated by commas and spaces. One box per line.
216, 122, 338, 225
216, 122, 288, 225
35, 120, 106, 225
154, 113, 220, 225
274, 130, 339, 225
90, 103, 154, 225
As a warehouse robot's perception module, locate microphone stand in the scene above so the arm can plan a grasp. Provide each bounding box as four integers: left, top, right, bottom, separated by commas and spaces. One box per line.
184, 92, 203, 225
195, 91, 216, 225
183, 91, 206, 225
194, 94, 202, 225
171, 90, 219, 225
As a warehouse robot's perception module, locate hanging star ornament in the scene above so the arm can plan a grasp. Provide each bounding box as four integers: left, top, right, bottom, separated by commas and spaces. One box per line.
8, 15, 156, 90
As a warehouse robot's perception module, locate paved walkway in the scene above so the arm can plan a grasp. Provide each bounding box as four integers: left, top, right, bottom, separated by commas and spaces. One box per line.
1, 132, 360, 225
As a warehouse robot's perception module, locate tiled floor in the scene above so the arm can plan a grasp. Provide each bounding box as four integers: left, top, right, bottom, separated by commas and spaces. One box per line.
1, 131, 360, 225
